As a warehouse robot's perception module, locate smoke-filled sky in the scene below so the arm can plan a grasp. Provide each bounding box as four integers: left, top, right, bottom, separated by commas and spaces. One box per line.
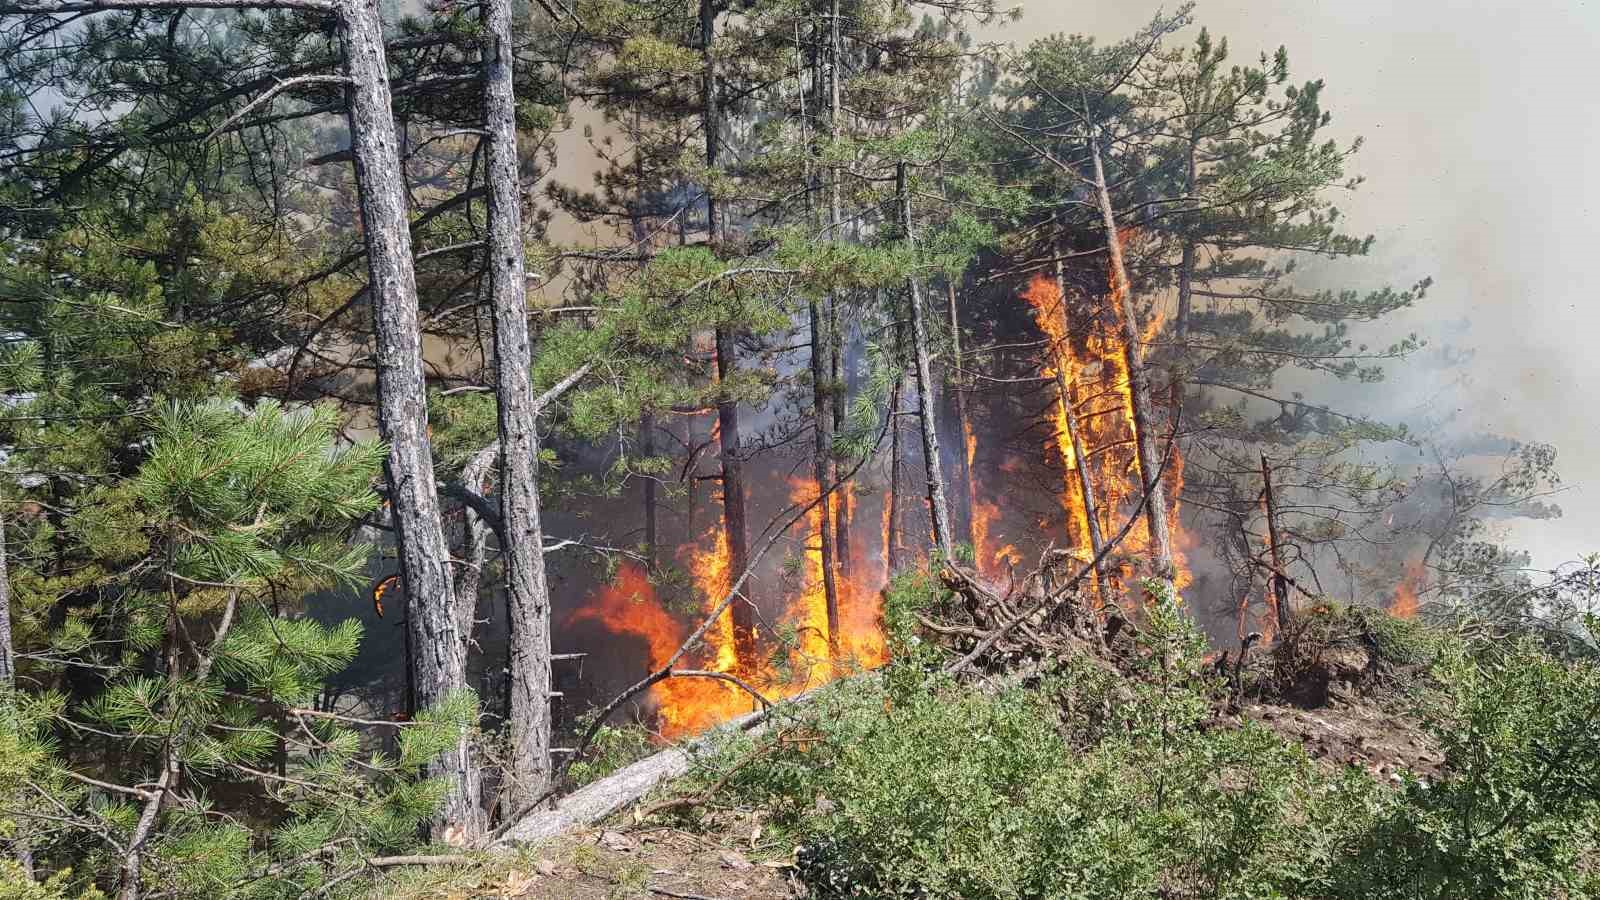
998, 1, 1600, 569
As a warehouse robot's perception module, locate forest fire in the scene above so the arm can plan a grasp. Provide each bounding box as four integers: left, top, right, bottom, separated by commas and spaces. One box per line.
568, 483, 888, 739
1017, 272, 1188, 595
1391, 557, 1427, 619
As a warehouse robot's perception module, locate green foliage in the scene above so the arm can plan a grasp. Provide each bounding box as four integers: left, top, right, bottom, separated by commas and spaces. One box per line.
0, 862, 104, 900
0, 402, 472, 897
1330, 628, 1600, 899
703, 571, 1600, 900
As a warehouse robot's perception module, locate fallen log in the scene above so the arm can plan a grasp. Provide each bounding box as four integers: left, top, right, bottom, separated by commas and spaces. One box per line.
494, 677, 866, 847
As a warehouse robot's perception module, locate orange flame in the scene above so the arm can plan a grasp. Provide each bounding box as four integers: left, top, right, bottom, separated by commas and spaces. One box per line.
1019, 271, 1187, 597
1391, 557, 1425, 619
574, 480, 888, 739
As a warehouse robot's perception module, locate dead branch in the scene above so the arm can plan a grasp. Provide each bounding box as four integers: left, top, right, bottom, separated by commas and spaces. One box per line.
944, 410, 1184, 676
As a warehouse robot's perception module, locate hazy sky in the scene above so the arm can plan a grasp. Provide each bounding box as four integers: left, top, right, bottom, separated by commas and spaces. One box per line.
998, 1, 1600, 568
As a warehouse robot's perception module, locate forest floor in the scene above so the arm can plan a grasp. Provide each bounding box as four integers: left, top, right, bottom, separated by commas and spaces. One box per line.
388, 691, 1438, 900
390, 820, 800, 900
388, 603, 1444, 899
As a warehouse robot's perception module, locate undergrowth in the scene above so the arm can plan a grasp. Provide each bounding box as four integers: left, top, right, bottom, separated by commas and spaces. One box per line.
681, 574, 1600, 900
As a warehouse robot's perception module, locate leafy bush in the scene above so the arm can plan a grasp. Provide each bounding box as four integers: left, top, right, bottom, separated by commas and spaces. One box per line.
715, 583, 1377, 899
1329, 624, 1600, 899
708, 576, 1600, 900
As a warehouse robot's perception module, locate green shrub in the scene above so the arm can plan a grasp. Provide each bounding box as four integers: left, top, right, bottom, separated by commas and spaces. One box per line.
1330, 626, 1600, 899
716, 580, 1377, 899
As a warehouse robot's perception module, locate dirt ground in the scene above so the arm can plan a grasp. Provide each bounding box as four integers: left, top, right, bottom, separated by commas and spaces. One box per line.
1240, 695, 1444, 783
390, 821, 802, 900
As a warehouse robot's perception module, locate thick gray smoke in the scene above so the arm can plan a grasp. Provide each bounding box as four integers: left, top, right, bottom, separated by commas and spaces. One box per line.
996, 0, 1600, 570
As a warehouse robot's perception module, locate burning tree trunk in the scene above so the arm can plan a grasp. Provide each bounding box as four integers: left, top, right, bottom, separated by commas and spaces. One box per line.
702, 0, 756, 672
714, 329, 757, 670
810, 299, 842, 652
947, 279, 979, 554
1087, 134, 1175, 591
886, 373, 905, 575
826, 0, 851, 584
340, 0, 479, 836
1051, 246, 1109, 607
807, 1, 842, 651
482, 0, 552, 818
896, 162, 954, 562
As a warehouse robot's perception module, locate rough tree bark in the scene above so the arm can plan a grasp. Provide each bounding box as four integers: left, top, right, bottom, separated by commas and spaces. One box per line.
810, 296, 841, 652
826, 0, 851, 583
481, 0, 552, 818
1088, 133, 1175, 591
702, 0, 755, 671
340, 0, 479, 835
896, 162, 954, 562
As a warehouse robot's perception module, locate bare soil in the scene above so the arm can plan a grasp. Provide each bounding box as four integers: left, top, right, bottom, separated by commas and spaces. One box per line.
390, 822, 800, 900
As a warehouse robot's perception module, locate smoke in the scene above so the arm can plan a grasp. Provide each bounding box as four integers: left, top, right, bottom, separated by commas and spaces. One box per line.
992, 1, 1600, 570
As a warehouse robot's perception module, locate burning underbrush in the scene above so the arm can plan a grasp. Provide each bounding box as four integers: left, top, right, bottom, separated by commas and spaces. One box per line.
624, 557, 1600, 900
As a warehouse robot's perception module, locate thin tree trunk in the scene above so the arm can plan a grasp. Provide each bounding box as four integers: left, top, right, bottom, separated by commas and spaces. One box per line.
0, 501, 13, 689
702, 0, 754, 672
886, 375, 903, 575
946, 279, 977, 552
0, 500, 29, 878
1052, 241, 1108, 607
827, 0, 851, 583
482, 0, 552, 822
715, 330, 756, 671
1088, 134, 1175, 590
339, 0, 477, 835
895, 162, 953, 562
455, 446, 497, 639
810, 297, 840, 653
1261, 453, 1291, 633
801, 6, 840, 648
641, 413, 658, 569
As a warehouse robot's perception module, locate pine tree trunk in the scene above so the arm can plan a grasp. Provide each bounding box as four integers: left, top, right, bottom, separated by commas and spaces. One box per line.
338, 0, 479, 835
0, 500, 27, 878
481, 0, 552, 821
886, 375, 903, 575
1261, 454, 1291, 632
827, 0, 851, 583
946, 279, 976, 552
896, 163, 954, 562
715, 329, 756, 670
1088, 134, 1175, 590
1053, 241, 1108, 605
702, 0, 754, 672
641, 413, 658, 569
810, 297, 841, 653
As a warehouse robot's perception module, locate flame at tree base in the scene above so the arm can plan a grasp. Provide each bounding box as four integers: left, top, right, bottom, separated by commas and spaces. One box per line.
569, 484, 888, 739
